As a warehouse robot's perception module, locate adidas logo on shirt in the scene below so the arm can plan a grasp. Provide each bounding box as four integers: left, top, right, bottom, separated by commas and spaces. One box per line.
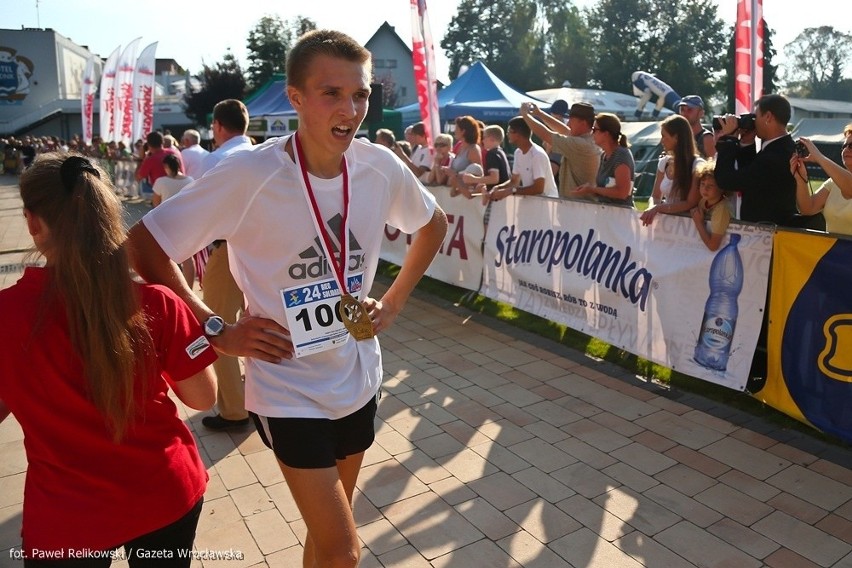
288, 213, 366, 280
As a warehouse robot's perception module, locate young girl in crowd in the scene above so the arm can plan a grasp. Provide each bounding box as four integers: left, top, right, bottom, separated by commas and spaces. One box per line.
427, 133, 455, 186
641, 114, 703, 225
691, 161, 734, 251
0, 153, 217, 566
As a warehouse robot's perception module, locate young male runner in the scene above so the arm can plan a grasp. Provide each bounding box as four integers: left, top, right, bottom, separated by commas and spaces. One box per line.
127, 29, 447, 567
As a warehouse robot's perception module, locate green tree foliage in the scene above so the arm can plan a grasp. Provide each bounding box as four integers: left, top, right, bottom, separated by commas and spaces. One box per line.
586, 0, 725, 97
245, 15, 317, 91
783, 26, 852, 99
287, 15, 317, 40
182, 51, 246, 127
246, 16, 289, 90
441, 0, 546, 91
719, 20, 778, 113
585, 0, 647, 91
541, 0, 592, 88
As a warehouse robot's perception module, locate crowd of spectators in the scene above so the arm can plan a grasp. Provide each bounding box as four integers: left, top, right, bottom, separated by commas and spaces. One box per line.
10, 92, 852, 242
2, 134, 137, 175
373, 93, 852, 244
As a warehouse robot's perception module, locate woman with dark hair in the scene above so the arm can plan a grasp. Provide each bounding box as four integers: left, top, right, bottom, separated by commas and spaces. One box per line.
152, 153, 193, 207
570, 113, 635, 206
152, 153, 197, 286
641, 114, 703, 225
0, 153, 217, 566
443, 115, 483, 197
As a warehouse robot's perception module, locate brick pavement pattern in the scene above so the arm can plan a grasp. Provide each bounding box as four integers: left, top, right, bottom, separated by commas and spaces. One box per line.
1, 175, 851, 567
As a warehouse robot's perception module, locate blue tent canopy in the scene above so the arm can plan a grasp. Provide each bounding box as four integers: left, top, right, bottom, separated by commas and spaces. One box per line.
245, 79, 294, 117
396, 61, 546, 125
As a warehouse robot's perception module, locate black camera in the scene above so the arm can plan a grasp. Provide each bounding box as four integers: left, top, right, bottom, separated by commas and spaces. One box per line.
712, 113, 757, 131
795, 139, 809, 158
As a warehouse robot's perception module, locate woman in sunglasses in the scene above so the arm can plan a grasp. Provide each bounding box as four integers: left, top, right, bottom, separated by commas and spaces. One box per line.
790, 124, 852, 234
570, 113, 635, 206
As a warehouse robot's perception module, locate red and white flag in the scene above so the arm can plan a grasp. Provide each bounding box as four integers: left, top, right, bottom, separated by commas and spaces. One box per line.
133, 42, 158, 145
114, 38, 141, 147
734, 0, 764, 115
410, 0, 440, 146
81, 56, 98, 146
99, 46, 121, 142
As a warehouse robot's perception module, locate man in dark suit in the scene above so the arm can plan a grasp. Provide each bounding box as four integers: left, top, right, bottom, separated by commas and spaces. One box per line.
713, 94, 822, 388
714, 94, 809, 227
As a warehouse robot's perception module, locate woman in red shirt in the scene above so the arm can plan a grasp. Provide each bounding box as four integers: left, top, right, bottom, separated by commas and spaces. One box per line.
0, 153, 217, 566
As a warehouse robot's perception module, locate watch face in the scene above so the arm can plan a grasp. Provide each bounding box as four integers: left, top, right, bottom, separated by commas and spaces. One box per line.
204, 316, 225, 336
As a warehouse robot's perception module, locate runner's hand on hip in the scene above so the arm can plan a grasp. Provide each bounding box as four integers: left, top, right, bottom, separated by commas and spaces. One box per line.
213, 315, 293, 363
362, 297, 400, 335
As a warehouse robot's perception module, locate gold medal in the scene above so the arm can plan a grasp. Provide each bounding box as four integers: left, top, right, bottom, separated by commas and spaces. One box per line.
339, 293, 375, 340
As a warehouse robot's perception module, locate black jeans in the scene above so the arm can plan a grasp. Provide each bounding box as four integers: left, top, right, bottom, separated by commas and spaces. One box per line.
24, 498, 203, 568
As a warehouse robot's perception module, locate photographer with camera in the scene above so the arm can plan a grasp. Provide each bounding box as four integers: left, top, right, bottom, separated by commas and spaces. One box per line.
790, 126, 852, 235
714, 94, 822, 229
715, 94, 824, 389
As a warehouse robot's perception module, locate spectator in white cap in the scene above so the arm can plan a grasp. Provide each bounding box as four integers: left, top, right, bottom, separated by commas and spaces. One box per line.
678, 95, 715, 159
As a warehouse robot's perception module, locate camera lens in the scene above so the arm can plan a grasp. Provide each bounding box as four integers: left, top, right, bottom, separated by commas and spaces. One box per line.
738, 113, 756, 131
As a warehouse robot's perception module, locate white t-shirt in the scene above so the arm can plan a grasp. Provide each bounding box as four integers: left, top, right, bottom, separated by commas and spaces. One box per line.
513, 142, 558, 198
143, 135, 437, 419
412, 145, 433, 183
199, 135, 253, 177
152, 175, 194, 202
656, 154, 705, 203
180, 144, 209, 180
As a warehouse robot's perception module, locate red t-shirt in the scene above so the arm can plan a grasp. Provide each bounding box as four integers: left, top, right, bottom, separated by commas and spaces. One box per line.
0, 268, 217, 556
138, 147, 184, 185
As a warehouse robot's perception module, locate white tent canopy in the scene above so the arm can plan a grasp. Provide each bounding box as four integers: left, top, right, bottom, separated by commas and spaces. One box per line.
526, 86, 674, 121
791, 118, 849, 144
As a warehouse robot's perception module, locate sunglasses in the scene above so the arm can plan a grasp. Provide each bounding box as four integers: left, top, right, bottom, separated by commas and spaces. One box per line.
843, 142, 852, 150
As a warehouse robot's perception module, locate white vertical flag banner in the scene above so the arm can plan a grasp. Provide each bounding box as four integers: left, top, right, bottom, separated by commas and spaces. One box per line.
81, 56, 98, 146
133, 42, 158, 144
410, 0, 441, 146
751, 0, 764, 105
114, 38, 142, 148
99, 46, 121, 143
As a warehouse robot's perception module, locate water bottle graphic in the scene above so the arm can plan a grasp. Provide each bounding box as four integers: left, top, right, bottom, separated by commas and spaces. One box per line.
694, 234, 744, 371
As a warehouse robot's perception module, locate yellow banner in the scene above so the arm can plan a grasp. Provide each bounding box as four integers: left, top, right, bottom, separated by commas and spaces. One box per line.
762, 231, 852, 441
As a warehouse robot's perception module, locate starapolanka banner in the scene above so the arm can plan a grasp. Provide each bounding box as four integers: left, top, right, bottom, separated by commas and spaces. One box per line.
478, 197, 773, 391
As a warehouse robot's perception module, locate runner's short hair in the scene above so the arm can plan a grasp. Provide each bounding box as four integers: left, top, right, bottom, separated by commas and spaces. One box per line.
287, 29, 371, 90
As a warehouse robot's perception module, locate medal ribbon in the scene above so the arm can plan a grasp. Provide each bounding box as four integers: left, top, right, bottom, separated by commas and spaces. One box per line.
293, 132, 351, 296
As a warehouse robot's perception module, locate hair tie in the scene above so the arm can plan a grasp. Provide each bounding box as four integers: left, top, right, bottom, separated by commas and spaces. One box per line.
60, 155, 100, 193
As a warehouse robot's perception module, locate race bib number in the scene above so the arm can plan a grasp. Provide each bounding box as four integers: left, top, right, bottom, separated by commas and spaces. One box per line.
281, 274, 364, 358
